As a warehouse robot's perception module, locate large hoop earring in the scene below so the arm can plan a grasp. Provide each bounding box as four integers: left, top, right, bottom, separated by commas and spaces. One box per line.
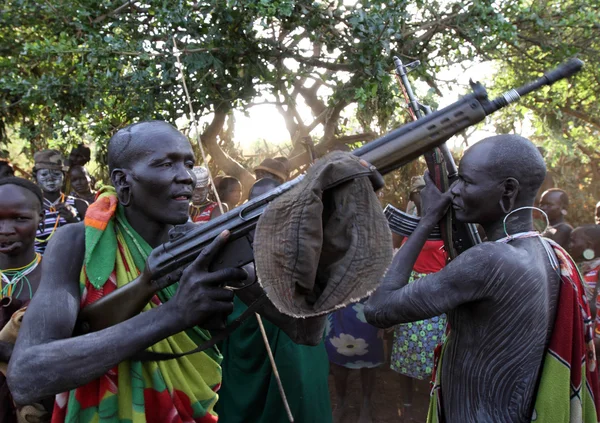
119, 189, 132, 207
502, 206, 549, 239
499, 197, 512, 214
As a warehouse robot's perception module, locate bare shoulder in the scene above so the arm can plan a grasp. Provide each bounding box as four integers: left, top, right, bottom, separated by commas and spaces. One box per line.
16, 223, 86, 347
37, 222, 85, 291
449, 241, 511, 267
49, 222, 85, 251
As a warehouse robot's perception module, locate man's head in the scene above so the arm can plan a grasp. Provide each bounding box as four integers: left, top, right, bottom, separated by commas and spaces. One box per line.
567, 225, 600, 262
217, 176, 242, 208
68, 165, 93, 195
0, 177, 44, 257
68, 144, 91, 167
249, 178, 281, 200
450, 134, 546, 225
0, 160, 14, 178
33, 149, 65, 194
107, 121, 195, 225
595, 201, 600, 226
254, 158, 288, 184
191, 166, 210, 206
539, 188, 568, 223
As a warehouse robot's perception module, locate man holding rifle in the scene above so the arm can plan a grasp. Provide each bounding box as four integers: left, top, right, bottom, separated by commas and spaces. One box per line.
8, 121, 248, 422
366, 134, 600, 423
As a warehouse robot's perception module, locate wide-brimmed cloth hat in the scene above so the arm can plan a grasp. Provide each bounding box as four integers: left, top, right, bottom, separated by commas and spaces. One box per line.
33, 149, 65, 172
254, 151, 393, 318
255, 158, 289, 182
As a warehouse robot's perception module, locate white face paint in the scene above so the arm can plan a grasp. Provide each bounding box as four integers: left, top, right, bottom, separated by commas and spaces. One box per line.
36, 169, 64, 193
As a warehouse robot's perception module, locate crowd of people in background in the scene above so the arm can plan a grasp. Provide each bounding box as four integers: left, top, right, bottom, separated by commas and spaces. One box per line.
1, 132, 600, 423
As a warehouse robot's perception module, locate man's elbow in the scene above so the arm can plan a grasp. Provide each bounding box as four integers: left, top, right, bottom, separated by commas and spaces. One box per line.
363, 301, 387, 329
7, 352, 43, 405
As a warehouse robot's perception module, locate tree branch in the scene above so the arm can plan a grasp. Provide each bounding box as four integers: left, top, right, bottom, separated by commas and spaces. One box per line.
93, 0, 148, 24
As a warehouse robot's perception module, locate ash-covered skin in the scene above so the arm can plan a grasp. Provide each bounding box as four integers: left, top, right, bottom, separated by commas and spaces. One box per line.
35, 169, 63, 194
365, 135, 560, 423
7, 121, 247, 405
35, 168, 88, 221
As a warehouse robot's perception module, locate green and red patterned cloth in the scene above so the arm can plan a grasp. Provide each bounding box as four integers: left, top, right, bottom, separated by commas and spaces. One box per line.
52, 187, 223, 423
427, 239, 600, 423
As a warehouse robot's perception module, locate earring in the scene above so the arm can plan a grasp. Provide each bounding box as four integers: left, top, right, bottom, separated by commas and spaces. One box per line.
119, 189, 131, 207
583, 248, 595, 260
499, 197, 511, 214
561, 209, 568, 216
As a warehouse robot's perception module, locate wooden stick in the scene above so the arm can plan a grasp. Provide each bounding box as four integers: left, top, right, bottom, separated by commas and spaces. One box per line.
255, 313, 294, 422
172, 36, 225, 214
173, 35, 294, 423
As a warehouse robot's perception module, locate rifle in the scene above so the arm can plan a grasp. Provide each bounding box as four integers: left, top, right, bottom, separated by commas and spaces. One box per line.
146, 58, 583, 280
389, 56, 481, 259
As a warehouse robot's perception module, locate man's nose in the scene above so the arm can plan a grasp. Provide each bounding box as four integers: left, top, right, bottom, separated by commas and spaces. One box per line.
175, 165, 194, 184
0, 221, 16, 235
450, 180, 460, 196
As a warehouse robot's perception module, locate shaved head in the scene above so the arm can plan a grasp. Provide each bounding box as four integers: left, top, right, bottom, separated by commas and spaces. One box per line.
107, 121, 187, 172
465, 134, 546, 202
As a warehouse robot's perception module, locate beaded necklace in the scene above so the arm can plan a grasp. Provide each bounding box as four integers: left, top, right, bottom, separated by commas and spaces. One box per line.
0, 253, 41, 299
35, 193, 65, 244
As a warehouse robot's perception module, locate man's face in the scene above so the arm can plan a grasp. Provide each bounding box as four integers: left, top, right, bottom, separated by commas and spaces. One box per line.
192, 186, 209, 205
225, 183, 242, 208
539, 191, 563, 223
36, 169, 64, 193
567, 228, 588, 261
450, 145, 505, 224
70, 167, 91, 194
126, 127, 195, 225
595, 202, 600, 225
0, 185, 42, 256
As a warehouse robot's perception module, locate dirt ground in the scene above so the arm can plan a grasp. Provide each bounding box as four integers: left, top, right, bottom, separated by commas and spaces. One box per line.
328, 363, 431, 423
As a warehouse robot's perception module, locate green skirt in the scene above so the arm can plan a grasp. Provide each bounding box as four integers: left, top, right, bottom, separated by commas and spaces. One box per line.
215, 296, 333, 423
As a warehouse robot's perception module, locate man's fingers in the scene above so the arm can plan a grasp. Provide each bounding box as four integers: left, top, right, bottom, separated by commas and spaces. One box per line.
206, 287, 235, 302
201, 268, 248, 286
193, 230, 230, 270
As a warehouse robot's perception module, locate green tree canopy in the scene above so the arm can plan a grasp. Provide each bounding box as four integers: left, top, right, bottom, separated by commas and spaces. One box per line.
1, 0, 598, 217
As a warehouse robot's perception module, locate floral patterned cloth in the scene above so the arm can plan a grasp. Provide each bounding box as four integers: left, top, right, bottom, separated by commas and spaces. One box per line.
390, 270, 447, 380
325, 300, 384, 369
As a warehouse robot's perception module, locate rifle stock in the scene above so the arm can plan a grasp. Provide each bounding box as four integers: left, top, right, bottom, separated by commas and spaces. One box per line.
146, 58, 584, 280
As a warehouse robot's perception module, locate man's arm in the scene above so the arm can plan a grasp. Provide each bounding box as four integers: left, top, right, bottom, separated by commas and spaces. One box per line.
8, 226, 244, 405
365, 243, 492, 327
364, 173, 488, 327
74, 198, 88, 219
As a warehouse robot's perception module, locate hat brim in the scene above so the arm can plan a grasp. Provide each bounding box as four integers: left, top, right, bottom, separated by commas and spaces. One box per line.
254, 165, 287, 182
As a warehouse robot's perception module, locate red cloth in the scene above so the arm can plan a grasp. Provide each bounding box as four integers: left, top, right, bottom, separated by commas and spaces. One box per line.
191, 203, 218, 223
402, 240, 447, 274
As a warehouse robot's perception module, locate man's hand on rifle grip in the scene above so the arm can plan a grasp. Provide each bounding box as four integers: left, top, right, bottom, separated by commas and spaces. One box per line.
164, 230, 248, 331
420, 171, 453, 224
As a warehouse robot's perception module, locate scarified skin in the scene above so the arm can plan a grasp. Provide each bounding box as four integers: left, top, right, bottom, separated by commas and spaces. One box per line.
368, 238, 560, 423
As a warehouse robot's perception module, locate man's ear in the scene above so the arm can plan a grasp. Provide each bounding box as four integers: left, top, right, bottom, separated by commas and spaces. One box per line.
111, 169, 128, 188
111, 169, 132, 206
499, 177, 520, 214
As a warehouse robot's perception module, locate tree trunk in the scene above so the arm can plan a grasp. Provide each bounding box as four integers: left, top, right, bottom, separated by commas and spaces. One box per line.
199, 106, 255, 199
